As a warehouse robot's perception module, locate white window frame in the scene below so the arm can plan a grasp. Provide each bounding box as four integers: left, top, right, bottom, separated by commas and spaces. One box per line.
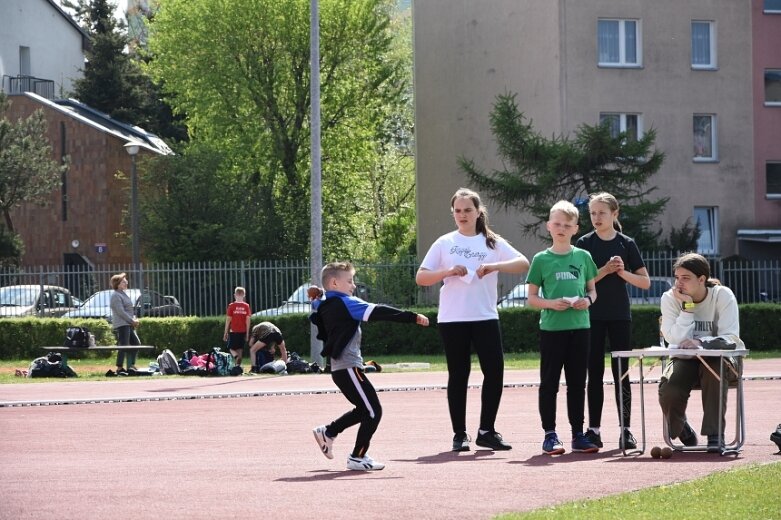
597, 19, 642, 68
767, 162, 781, 199
693, 114, 718, 162
691, 21, 717, 70
694, 207, 719, 255
765, 69, 781, 106
599, 112, 643, 141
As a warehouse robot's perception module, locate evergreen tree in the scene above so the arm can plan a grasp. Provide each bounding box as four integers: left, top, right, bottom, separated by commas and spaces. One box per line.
459, 92, 668, 250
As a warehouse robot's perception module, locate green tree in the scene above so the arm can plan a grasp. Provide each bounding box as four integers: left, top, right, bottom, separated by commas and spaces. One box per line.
138, 141, 260, 262
0, 93, 66, 263
459, 92, 668, 250
146, 0, 410, 259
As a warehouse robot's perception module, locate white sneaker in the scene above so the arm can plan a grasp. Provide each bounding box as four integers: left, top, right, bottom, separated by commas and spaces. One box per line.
312, 426, 334, 459
346, 454, 385, 471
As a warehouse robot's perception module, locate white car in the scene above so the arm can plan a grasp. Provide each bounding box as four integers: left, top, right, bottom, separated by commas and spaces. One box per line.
253, 282, 371, 317
497, 283, 540, 309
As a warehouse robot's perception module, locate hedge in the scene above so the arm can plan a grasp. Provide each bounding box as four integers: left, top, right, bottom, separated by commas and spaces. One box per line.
0, 304, 778, 361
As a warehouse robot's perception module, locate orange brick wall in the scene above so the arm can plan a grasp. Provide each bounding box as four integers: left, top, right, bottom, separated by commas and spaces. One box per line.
6, 95, 147, 267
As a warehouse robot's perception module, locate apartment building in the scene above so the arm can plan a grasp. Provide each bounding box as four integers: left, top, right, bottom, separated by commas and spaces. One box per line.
414, 0, 779, 259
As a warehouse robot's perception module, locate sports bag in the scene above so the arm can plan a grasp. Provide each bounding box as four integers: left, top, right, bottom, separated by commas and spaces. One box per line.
206, 347, 235, 376
64, 327, 91, 348
156, 349, 180, 375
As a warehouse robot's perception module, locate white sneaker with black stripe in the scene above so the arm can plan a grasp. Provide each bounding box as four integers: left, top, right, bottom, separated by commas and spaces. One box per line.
312, 425, 334, 459
346, 454, 385, 471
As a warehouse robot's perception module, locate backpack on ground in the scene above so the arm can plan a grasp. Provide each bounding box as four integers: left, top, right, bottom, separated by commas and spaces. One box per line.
286, 352, 311, 374
156, 349, 180, 375
27, 352, 77, 378
63, 327, 92, 348
207, 347, 235, 376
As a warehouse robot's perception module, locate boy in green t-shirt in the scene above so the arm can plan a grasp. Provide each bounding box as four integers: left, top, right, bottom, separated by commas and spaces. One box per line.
527, 200, 599, 455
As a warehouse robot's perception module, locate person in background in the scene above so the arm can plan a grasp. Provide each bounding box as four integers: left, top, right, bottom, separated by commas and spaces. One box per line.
658, 252, 744, 452
223, 286, 251, 366
416, 188, 529, 452
110, 272, 141, 375
248, 321, 288, 373
576, 192, 650, 450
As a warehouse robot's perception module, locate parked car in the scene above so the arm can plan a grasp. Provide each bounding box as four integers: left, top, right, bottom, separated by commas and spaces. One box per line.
497, 283, 536, 309
0, 285, 81, 317
253, 282, 371, 317
627, 277, 673, 305
62, 289, 183, 322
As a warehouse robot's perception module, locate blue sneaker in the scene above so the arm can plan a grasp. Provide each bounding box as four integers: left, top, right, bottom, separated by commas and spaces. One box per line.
572, 432, 600, 453
542, 432, 565, 455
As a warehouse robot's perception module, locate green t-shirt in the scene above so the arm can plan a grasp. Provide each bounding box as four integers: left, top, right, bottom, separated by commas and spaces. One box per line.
527, 247, 598, 331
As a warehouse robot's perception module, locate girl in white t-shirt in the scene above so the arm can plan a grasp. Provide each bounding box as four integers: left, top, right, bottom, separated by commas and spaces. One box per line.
416, 188, 529, 452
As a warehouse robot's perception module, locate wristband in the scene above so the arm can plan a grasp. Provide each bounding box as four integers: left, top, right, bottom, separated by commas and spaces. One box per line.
682, 302, 696, 311
585, 295, 593, 305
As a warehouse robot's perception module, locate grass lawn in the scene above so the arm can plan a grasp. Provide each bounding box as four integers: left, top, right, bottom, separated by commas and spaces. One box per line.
497, 461, 781, 519
2, 350, 779, 384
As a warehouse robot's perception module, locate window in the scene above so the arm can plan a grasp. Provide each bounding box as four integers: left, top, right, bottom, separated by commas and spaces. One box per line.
693, 114, 717, 161
691, 21, 716, 69
598, 19, 641, 67
764, 0, 781, 13
599, 113, 642, 140
765, 69, 781, 105
767, 162, 781, 199
694, 207, 718, 255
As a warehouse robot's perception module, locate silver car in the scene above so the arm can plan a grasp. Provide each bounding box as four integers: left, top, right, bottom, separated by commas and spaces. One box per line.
253, 283, 372, 317
0, 285, 81, 317
627, 277, 673, 305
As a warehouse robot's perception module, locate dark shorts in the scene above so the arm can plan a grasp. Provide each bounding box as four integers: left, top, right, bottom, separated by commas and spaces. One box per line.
227, 332, 246, 351
257, 331, 284, 346
255, 349, 274, 367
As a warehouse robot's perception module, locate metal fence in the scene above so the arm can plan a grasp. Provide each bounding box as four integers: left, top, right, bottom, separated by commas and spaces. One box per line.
0, 252, 777, 318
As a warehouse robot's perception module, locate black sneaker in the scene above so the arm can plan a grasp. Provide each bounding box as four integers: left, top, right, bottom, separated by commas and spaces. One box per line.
475, 431, 512, 451
585, 429, 603, 448
707, 434, 722, 453
452, 432, 471, 452
678, 422, 698, 447
619, 429, 637, 450
771, 424, 781, 450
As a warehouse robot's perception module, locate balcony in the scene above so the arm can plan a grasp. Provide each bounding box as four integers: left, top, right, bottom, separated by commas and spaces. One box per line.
2, 75, 55, 100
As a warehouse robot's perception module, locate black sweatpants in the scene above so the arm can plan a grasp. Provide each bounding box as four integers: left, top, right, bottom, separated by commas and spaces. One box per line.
586, 319, 632, 428
325, 367, 383, 458
438, 319, 504, 434
538, 328, 589, 435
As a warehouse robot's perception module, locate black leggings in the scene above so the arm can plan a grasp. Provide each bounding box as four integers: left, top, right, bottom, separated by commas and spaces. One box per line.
438, 320, 504, 434
327, 367, 383, 458
586, 320, 632, 428
539, 329, 589, 434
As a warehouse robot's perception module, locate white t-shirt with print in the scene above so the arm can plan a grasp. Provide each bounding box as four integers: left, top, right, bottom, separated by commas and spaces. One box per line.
420, 230, 522, 323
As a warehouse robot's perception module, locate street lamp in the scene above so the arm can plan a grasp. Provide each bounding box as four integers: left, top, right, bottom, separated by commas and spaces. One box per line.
123, 141, 141, 269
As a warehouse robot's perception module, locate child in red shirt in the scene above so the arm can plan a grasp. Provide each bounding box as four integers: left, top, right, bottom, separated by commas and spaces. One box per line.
223, 286, 251, 365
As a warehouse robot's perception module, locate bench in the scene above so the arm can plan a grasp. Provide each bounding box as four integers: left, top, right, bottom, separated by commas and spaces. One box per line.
41, 345, 155, 368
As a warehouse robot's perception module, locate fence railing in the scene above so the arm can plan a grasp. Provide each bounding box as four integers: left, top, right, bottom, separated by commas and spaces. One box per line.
0, 253, 777, 318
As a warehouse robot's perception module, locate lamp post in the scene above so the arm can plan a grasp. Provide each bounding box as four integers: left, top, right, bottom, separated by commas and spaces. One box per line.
309, 0, 323, 365
124, 142, 140, 268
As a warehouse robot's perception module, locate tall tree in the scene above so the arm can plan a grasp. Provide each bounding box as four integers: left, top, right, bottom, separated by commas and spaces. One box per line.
146, 0, 409, 259
64, 0, 187, 143
460, 93, 668, 250
0, 93, 66, 262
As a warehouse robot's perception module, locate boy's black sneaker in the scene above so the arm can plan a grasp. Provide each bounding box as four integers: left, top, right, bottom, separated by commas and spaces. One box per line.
452, 432, 471, 452
585, 429, 603, 448
619, 429, 637, 450
475, 431, 512, 451
678, 422, 698, 447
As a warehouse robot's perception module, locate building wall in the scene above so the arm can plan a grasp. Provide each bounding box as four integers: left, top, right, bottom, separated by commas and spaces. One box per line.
414, 0, 756, 259
0, 0, 84, 96
5, 95, 142, 267
752, 2, 781, 227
